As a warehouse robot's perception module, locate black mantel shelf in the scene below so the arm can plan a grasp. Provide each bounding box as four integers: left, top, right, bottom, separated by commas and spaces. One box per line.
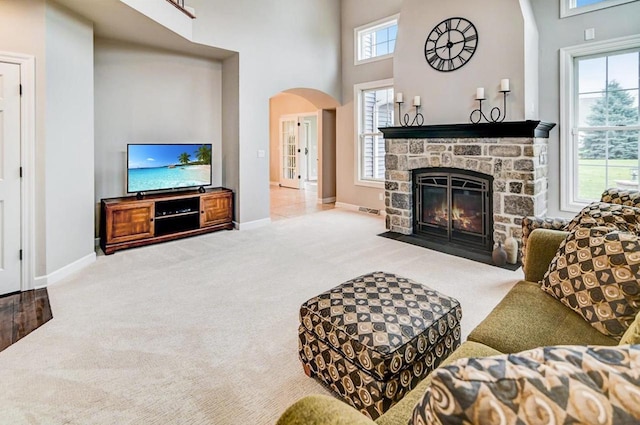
380, 120, 556, 139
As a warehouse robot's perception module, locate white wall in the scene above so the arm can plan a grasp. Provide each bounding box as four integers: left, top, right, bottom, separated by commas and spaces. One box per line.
45, 2, 95, 273
94, 39, 223, 207
189, 0, 342, 225
531, 0, 640, 217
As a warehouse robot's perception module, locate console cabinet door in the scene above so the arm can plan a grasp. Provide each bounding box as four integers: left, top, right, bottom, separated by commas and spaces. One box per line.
201, 193, 232, 227
106, 201, 155, 244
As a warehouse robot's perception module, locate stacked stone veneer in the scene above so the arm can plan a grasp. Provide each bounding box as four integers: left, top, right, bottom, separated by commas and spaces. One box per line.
385, 137, 549, 244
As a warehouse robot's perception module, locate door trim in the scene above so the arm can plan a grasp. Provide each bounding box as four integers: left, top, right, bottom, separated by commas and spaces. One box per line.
0, 52, 36, 291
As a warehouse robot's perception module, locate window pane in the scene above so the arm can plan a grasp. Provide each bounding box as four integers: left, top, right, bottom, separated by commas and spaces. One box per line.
608, 52, 639, 90
359, 85, 393, 181
577, 130, 640, 200
578, 92, 604, 126
576, 0, 606, 6
357, 20, 397, 61
578, 57, 606, 93
607, 89, 639, 125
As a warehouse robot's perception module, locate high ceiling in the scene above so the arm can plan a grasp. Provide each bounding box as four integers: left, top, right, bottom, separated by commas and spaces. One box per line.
53, 0, 235, 60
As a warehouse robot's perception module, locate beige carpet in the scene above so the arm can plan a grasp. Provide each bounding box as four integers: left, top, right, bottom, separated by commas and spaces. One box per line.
0, 209, 519, 424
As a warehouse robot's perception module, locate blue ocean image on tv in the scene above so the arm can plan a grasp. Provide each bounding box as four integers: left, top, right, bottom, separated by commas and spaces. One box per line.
128, 144, 212, 193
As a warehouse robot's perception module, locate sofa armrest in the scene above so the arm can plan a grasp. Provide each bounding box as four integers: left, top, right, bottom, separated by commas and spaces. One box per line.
520, 216, 569, 265
523, 229, 568, 283
276, 395, 377, 425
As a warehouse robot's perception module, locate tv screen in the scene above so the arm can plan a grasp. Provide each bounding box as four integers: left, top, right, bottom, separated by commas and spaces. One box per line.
127, 143, 212, 193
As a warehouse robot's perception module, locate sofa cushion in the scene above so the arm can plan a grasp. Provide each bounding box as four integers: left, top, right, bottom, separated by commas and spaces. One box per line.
565, 202, 640, 233
411, 345, 640, 425
620, 313, 640, 345
468, 280, 616, 353
541, 226, 640, 340
375, 341, 501, 425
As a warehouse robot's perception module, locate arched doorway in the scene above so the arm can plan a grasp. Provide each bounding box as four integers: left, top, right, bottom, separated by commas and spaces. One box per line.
269, 88, 340, 220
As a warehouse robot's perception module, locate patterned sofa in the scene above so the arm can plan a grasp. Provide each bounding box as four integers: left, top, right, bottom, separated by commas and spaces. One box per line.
520, 187, 640, 265
276, 225, 636, 425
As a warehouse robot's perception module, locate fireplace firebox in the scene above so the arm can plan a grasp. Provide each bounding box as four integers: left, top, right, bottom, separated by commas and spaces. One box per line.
413, 168, 493, 253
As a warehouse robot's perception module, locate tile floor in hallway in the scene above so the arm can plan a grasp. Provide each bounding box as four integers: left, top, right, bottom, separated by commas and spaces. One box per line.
270, 185, 334, 221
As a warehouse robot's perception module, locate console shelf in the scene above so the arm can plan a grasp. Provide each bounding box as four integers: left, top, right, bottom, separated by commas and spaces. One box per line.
100, 187, 233, 255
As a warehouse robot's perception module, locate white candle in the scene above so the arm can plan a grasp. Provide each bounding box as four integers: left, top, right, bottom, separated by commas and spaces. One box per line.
396, 92, 403, 103
413, 95, 421, 106
500, 78, 510, 92
476, 87, 485, 100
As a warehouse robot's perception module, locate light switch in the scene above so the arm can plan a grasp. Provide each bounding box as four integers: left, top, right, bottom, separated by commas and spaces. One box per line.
585, 28, 595, 41
257, 149, 265, 158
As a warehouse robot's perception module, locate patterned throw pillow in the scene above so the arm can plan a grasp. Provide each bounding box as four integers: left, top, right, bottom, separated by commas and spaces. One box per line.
620, 313, 640, 345
541, 226, 640, 339
411, 345, 640, 425
565, 202, 640, 233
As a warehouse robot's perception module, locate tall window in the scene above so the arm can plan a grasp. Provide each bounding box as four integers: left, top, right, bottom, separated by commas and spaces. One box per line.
561, 0, 638, 17
355, 15, 398, 65
355, 80, 394, 186
561, 36, 640, 211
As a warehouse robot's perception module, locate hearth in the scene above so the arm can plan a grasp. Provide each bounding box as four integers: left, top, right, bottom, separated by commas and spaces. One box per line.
413, 168, 493, 253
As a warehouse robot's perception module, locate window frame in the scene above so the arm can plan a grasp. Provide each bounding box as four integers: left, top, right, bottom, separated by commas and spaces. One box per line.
354, 14, 399, 66
560, 0, 638, 18
560, 34, 640, 212
354, 79, 394, 189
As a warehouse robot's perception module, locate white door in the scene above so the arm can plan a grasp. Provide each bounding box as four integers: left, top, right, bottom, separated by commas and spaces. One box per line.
0, 62, 21, 295
301, 115, 318, 182
280, 117, 301, 189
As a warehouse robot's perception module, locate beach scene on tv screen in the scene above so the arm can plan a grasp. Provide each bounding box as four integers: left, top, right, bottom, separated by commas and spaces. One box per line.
128, 144, 212, 192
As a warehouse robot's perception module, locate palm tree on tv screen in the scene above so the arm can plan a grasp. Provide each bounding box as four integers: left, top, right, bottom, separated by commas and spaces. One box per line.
178, 152, 191, 165
196, 145, 212, 164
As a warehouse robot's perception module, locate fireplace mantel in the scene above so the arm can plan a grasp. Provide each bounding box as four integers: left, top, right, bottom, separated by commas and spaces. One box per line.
380, 120, 556, 139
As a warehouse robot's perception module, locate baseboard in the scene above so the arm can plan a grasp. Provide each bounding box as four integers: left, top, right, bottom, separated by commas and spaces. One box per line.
34, 252, 96, 288
317, 197, 336, 204
237, 217, 271, 230
335, 202, 384, 216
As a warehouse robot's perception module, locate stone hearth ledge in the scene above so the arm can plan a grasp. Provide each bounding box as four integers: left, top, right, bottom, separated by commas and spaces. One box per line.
380, 121, 556, 245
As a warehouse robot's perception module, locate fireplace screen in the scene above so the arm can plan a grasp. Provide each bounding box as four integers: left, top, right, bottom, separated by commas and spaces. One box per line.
414, 169, 492, 251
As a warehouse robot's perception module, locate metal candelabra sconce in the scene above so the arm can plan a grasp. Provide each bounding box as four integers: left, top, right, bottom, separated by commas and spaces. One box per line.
397, 101, 425, 127
470, 80, 512, 124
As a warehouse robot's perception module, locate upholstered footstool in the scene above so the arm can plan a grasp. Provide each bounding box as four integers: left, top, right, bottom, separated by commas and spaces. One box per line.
298, 271, 462, 419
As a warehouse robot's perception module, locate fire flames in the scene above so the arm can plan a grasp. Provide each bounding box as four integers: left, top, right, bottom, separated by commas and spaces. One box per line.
425, 202, 481, 233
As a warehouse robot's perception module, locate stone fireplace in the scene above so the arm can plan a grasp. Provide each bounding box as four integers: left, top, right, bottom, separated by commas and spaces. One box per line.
380, 121, 555, 259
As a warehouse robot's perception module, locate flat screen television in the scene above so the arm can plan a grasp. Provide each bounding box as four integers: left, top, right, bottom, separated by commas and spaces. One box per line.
127, 143, 212, 194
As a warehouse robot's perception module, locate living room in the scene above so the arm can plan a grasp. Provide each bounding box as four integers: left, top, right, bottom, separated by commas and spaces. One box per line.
1, 0, 640, 423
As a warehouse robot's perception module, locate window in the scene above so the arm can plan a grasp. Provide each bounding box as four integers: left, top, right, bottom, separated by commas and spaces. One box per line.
561, 0, 638, 17
560, 36, 640, 211
354, 15, 398, 65
355, 80, 394, 187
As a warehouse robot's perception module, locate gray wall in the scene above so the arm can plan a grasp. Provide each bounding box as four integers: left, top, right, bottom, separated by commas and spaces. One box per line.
45, 2, 95, 272
190, 0, 342, 225
337, 0, 402, 211
531, 0, 640, 217
0, 0, 47, 277
94, 39, 222, 207
221, 53, 240, 222
394, 0, 528, 124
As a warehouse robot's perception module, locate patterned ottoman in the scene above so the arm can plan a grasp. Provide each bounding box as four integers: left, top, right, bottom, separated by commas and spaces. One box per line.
298, 271, 462, 419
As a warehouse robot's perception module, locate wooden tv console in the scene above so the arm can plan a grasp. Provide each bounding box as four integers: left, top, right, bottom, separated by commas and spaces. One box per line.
100, 187, 233, 255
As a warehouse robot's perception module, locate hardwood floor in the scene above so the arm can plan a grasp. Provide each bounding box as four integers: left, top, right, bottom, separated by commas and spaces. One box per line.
270, 185, 334, 221
0, 288, 52, 352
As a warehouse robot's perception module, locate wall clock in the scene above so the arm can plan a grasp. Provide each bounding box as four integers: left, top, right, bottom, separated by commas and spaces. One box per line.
424, 17, 478, 72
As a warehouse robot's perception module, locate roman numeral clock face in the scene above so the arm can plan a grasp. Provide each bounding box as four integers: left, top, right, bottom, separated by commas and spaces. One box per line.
424, 17, 478, 72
